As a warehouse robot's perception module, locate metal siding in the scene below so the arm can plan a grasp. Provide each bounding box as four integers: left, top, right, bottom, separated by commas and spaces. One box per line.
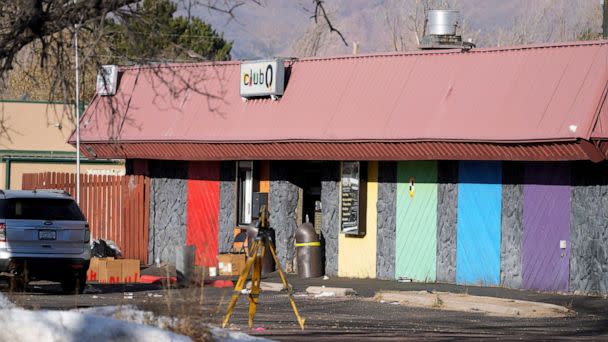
522, 162, 571, 292
76, 41, 608, 145
456, 161, 502, 285
187, 161, 220, 267
83, 140, 594, 162
395, 161, 437, 281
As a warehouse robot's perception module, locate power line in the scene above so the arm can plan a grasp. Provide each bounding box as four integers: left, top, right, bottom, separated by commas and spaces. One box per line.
109, 30, 231, 41
90, 53, 210, 63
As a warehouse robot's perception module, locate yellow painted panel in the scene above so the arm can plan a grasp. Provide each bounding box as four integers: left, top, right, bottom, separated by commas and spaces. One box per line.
338, 161, 378, 278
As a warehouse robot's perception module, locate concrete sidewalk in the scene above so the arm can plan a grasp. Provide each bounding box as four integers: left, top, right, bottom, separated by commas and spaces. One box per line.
140, 265, 608, 318
260, 272, 608, 317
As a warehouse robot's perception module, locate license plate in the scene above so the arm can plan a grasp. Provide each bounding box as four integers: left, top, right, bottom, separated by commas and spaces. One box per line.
38, 230, 56, 240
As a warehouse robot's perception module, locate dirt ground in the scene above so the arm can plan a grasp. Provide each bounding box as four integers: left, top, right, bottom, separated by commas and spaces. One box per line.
4, 272, 608, 341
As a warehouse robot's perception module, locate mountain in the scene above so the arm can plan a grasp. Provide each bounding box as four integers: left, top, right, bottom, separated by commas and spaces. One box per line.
187, 0, 602, 59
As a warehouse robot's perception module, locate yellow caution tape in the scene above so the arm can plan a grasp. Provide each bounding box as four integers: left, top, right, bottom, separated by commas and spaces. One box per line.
295, 242, 321, 247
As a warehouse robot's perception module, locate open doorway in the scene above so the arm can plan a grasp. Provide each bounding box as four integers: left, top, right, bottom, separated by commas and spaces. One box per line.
292, 161, 323, 233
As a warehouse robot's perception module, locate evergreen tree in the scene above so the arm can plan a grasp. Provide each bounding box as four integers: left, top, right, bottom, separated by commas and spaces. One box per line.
104, 0, 232, 63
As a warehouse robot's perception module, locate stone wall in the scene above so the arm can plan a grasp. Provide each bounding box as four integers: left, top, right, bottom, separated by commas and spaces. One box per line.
321, 161, 340, 276
500, 162, 524, 289
376, 161, 397, 280
269, 161, 299, 271
570, 161, 608, 294
218, 161, 236, 253
148, 160, 188, 265
436, 161, 458, 283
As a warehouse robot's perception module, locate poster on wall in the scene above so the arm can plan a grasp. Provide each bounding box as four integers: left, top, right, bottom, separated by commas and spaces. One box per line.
341, 161, 367, 236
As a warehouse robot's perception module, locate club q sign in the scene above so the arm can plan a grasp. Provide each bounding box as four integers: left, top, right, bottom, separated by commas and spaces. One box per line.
240, 59, 285, 98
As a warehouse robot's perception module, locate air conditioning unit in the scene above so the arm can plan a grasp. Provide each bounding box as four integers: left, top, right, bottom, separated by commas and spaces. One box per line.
96, 65, 118, 96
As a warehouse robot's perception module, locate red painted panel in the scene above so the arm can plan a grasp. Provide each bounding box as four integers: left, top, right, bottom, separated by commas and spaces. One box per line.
187, 161, 220, 267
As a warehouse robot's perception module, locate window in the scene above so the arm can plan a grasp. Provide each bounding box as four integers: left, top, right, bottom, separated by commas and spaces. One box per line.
238, 161, 254, 225
0, 198, 85, 221
236, 161, 270, 226
340, 161, 367, 236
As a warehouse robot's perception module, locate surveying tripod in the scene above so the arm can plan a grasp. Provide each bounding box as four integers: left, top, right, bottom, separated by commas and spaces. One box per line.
222, 205, 305, 330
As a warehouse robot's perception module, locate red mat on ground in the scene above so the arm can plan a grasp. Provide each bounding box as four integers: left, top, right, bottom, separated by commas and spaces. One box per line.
139, 275, 177, 284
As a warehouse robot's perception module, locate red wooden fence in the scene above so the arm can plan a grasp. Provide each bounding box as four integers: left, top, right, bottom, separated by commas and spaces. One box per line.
22, 172, 150, 264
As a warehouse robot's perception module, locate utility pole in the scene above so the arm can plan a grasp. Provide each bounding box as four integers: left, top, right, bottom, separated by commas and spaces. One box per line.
74, 20, 81, 204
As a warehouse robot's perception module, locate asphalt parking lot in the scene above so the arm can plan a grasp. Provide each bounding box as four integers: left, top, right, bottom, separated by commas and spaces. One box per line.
3, 273, 608, 341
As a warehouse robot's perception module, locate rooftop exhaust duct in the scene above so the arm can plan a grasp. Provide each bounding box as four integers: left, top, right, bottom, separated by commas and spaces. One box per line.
419, 10, 475, 51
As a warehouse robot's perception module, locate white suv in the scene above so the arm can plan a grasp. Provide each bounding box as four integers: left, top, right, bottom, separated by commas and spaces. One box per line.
0, 190, 90, 294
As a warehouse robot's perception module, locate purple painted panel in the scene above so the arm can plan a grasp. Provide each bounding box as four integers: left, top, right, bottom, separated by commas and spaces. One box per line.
523, 163, 571, 292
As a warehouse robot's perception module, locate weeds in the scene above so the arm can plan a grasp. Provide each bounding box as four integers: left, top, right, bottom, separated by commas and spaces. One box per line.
432, 295, 444, 308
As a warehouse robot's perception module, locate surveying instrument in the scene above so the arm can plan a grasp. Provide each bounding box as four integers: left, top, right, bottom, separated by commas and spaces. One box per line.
222, 205, 305, 330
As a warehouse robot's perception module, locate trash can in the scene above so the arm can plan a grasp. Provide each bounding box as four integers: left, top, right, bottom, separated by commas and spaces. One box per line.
176, 245, 196, 287
295, 222, 324, 278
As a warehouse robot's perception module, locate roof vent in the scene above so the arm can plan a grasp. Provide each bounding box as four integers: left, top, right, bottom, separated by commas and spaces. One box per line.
419, 10, 475, 51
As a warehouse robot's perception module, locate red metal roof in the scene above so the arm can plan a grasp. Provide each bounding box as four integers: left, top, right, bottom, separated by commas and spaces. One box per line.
80, 139, 602, 162
74, 40, 608, 161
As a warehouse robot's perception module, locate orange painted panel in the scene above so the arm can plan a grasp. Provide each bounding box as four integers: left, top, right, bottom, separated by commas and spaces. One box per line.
259, 161, 270, 193
187, 161, 220, 267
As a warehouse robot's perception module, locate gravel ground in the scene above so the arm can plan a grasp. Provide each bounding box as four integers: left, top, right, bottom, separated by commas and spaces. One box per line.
2, 272, 608, 341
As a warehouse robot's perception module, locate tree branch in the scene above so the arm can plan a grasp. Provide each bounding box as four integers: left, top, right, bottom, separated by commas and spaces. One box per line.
0, 0, 139, 73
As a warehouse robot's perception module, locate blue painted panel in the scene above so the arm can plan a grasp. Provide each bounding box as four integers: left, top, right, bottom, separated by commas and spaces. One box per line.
456, 161, 502, 285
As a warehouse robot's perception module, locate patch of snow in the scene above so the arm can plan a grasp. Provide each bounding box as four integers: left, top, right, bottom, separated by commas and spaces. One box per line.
0, 294, 268, 342
314, 292, 336, 298
208, 326, 273, 341
0, 304, 189, 342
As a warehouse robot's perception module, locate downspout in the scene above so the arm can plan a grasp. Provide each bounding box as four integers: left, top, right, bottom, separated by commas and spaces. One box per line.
4, 159, 10, 190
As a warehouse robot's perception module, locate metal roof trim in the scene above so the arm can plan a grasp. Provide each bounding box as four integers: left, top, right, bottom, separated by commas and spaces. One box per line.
78, 140, 601, 162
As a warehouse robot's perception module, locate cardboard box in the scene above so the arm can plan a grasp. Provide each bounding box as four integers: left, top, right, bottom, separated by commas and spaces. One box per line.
87, 257, 140, 284
87, 257, 114, 282
121, 259, 140, 283
218, 253, 247, 276
87, 258, 99, 282
99, 259, 122, 284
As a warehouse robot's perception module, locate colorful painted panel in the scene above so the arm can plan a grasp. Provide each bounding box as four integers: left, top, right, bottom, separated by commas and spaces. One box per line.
395, 161, 437, 282
522, 163, 571, 292
456, 161, 502, 285
187, 161, 220, 267
338, 162, 378, 278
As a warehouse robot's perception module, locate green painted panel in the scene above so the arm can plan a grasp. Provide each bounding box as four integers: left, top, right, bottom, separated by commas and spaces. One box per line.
395, 161, 438, 282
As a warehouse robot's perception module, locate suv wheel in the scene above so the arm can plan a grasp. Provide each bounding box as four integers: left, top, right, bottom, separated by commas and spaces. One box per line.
60, 272, 86, 294
9, 276, 25, 292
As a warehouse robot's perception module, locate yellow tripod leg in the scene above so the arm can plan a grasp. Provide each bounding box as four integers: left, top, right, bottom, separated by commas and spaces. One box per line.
222, 241, 260, 328
268, 241, 305, 330
248, 253, 262, 328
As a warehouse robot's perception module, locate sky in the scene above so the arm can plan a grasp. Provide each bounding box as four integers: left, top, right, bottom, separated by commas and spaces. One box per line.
186, 0, 602, 59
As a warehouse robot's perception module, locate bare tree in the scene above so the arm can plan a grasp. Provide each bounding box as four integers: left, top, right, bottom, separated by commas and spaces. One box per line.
494, 0, 602, 46
0, 0, 348, 139
0, 1, 140, 74
380, 0, 453, 52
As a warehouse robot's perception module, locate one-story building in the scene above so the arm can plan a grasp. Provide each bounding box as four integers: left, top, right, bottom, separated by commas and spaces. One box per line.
0, 100, 123, 189
73, 40, 608, 295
